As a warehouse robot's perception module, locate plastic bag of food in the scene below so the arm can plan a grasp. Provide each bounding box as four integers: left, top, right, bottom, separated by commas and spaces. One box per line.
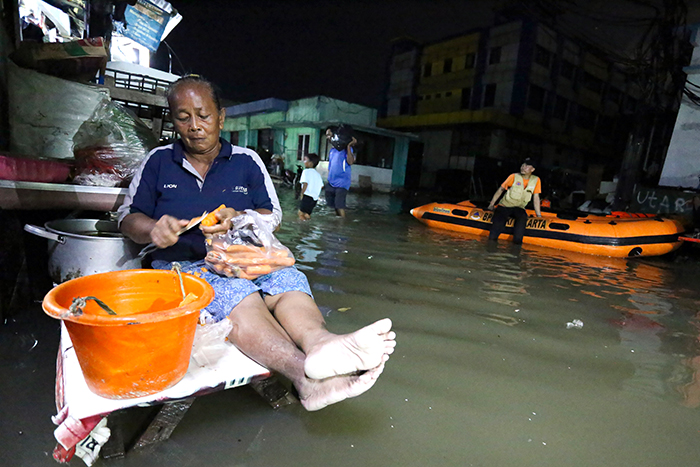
72, 98, 159, 187
190, 313, 234, 367
205, 210, 295, 280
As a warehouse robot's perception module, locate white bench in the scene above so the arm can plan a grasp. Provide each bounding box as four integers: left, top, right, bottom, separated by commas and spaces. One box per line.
52, 323, 296, 464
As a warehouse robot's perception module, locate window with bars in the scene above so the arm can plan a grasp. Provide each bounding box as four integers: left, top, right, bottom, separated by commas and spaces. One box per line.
553, 96, 569, 120
297, 134, 310, 160
527, 84, 546, 111
534, 45, 552, 68
443, 58, 453, 73
400, 96, 411, 114
575, 105, 596, 130
461, 87, 471, 109
560, 60, 576, 80
582, 72, 604, 94
464, 53, 476, 69
488, 46, 501, 65
483, 84, 496, 107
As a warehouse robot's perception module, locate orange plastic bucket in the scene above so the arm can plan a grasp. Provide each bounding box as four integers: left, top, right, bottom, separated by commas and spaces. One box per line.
43, 269, 215, 399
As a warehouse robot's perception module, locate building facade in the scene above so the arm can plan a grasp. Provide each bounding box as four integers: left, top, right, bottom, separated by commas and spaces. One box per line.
378, 16, 643, 199
223, 96, 418, 192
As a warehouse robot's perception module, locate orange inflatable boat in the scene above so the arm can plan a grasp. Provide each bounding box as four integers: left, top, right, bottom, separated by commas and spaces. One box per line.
410, 200, 685, 257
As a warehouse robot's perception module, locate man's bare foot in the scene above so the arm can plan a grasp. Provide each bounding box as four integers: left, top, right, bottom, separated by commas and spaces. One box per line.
304, 318, 396, 380
299, 363, 385, 411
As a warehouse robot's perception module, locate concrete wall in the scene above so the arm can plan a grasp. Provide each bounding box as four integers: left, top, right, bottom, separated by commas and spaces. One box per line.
315, 162, 393, 192
658, 23, 700, 189
417, 129, 452, 187
386, 48, 419, 116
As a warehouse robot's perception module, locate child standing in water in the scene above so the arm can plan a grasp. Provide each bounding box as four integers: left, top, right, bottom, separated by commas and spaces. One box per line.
298, 153, 324, 221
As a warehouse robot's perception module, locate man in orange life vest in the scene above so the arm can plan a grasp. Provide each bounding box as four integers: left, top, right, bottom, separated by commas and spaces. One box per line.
486, 158, 542, 245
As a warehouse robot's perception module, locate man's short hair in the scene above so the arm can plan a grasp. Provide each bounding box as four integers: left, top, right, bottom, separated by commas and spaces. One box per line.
306, 153, 320, 168
167, 74, 223, 111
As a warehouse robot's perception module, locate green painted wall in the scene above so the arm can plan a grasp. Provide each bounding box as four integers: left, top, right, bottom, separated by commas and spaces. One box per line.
287, 97, 321, 122
283, 126, 320, 168
223, 96, 413, 190
391, 137, 409, 188
223, 111, 286, 132
317, 96, 377, 126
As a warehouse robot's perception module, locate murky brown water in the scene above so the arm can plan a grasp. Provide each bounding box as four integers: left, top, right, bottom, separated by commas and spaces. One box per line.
4, 188, 700, 466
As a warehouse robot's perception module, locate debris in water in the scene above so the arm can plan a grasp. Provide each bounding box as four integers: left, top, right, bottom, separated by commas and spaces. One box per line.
566, 319, 584, 329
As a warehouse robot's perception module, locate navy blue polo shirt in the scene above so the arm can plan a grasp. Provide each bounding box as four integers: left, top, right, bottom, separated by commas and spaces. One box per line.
121, 139, 278, 262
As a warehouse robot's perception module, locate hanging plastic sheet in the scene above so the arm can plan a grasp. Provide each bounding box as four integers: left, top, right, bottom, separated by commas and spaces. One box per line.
34, 0, 87, 38
72, 98, 159, 187
8, 60, 107, 161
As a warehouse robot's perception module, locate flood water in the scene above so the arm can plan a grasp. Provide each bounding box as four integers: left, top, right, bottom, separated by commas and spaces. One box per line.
3, 187, 700, 467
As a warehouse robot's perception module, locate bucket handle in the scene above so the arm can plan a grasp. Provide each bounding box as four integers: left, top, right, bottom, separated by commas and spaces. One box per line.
24, 224, 66, 244
62, 296, 118, 319
171, 262, 186, 300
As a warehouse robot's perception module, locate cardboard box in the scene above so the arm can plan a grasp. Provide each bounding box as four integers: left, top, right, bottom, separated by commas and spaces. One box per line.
10, 38, 108, 82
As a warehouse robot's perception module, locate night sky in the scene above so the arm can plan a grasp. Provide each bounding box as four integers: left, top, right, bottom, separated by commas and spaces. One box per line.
152, 1, 700, 109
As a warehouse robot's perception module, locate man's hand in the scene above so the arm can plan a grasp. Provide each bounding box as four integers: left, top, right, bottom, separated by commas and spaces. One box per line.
487, 204, 495, 211
150, 215, 188, 248
200, 207, 241, 237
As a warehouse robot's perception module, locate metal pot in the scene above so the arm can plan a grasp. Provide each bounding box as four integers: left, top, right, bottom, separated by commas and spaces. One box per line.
24, 219, 142, 283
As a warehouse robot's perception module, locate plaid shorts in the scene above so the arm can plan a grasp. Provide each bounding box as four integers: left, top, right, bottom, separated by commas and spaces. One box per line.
152, 259, 313, 322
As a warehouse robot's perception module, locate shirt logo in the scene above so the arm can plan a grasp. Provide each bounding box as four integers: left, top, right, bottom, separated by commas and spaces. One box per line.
163, 184, 177, 189
232, 186, 248, 194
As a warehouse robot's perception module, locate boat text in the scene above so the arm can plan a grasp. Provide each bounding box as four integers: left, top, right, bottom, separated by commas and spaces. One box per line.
502, 217, 547, 229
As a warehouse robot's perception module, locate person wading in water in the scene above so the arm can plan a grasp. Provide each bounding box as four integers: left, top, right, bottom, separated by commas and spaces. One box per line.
486, 158, 542, 245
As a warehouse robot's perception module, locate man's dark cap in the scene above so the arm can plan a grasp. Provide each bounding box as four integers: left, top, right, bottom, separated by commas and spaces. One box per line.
522, 158, 536, 167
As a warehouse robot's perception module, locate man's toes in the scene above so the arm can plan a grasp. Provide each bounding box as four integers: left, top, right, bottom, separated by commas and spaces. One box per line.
373, 318, 393, 334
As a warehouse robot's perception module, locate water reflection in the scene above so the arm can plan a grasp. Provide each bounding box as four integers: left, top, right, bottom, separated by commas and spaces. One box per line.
266, 189, 700, 467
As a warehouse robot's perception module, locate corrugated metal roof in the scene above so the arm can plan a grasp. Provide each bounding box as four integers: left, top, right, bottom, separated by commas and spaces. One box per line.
269, 120, 419, 140
225, 98, 289, 117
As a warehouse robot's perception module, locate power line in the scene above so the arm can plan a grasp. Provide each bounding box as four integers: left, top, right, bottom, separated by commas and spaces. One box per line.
161, 40, 187, 75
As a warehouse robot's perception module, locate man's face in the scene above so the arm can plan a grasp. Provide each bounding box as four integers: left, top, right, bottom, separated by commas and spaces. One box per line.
520, 163, 535, 175
170, 82, 225, 156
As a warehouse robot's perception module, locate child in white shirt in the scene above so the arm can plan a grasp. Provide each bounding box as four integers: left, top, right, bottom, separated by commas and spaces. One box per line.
298, 153, 324, 221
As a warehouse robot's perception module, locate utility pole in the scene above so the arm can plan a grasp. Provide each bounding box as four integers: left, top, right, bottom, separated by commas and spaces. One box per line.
612, 0, 690, 210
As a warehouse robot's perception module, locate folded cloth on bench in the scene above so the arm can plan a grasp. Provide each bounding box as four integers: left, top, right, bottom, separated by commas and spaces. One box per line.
52, 323, 270, 465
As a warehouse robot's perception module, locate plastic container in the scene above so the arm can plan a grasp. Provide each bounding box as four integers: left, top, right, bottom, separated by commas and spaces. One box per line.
0, 153, 71, 183
43, 269, 215, 399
